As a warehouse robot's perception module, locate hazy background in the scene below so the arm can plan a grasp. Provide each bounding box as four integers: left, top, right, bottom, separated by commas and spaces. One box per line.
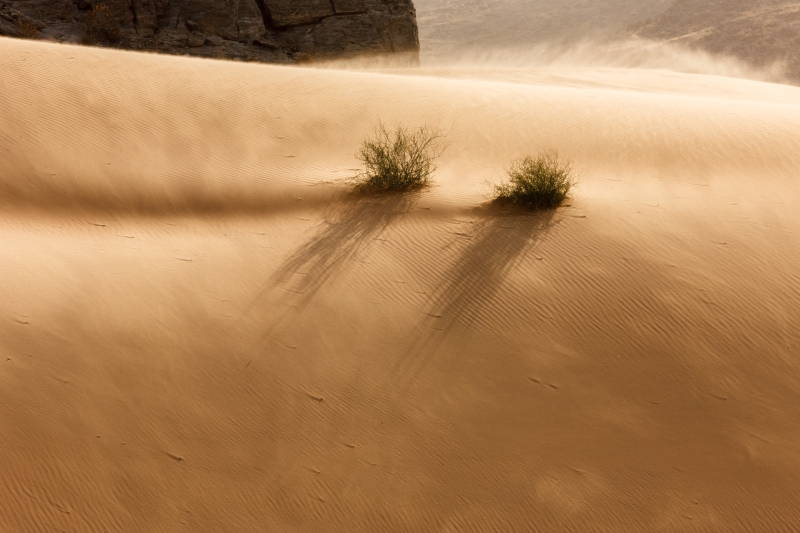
414, 0, 670, 53
413, 0, 800, 81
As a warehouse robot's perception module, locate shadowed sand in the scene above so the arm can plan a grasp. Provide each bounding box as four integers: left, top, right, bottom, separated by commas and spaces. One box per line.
2, 37, 800, 531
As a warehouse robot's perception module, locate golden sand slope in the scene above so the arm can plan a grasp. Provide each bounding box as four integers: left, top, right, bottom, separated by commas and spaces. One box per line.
2, 37, 800, 532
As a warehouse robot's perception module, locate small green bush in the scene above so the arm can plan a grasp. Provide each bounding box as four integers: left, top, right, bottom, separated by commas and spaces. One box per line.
353, 122, 446, 192
494, 151, 575, 209
82, 5, 121, 45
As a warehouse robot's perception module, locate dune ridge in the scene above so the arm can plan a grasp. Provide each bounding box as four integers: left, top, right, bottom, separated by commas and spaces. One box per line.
2, 36, 800, 532
3, 38, 800, 214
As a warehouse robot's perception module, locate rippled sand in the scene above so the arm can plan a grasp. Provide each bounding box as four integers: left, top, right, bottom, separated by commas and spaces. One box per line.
2, 37, 800, 531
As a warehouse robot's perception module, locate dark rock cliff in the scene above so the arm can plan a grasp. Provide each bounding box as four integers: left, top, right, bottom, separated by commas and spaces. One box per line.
0, 0, 419, 63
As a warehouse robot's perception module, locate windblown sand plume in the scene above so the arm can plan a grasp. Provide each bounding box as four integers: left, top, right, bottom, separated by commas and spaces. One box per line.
2, 34, 800, 531
415, 0, 800, 80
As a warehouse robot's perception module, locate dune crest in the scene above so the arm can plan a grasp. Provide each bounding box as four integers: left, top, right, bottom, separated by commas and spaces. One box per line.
2, 37, 799, 213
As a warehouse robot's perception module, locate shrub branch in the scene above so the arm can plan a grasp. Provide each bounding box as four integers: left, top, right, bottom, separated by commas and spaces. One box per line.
494, 150, 576, 209
353, 122, 447, 192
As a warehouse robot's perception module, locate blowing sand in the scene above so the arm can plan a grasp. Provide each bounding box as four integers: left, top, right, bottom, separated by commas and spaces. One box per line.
2, 36, 800, 531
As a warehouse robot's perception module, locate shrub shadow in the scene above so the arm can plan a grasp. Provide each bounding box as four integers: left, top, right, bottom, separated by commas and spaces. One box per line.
266, 192, 418, 310
392, 205, 559, 386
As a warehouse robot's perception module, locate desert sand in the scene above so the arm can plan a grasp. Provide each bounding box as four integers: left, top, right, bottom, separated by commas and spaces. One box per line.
2, 35, 800, 531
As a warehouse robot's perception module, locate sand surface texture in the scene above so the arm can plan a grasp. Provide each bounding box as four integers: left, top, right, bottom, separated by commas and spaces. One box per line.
2, 37, 800, 531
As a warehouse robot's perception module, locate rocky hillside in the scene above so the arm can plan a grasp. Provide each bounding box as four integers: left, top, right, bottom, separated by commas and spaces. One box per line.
0, 0, 419, 63
414, 0, 800, 80
413, 0, 671, 58
630, 0, 800, 81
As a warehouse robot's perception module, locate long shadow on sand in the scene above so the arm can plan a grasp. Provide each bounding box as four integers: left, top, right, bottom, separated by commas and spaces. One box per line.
263, 192, 418, 312
392, 206, 558, 387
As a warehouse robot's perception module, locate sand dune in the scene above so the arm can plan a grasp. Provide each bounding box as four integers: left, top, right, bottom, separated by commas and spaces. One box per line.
2, 36, 800, 531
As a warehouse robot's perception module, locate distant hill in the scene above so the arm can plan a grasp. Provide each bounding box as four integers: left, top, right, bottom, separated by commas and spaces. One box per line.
630, 0, 800, 81
414, 0, 671, 57
414, 0, 800, 82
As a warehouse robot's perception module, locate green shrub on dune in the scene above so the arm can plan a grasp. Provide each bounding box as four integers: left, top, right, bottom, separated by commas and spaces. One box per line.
494, 151, 575, 209
353, 122, 446, 192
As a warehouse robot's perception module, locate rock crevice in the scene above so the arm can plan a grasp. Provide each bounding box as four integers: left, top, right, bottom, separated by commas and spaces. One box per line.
0, 0, 419, 63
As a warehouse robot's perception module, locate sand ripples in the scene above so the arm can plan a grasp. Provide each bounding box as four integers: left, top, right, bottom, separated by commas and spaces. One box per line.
2, 37, 800, 532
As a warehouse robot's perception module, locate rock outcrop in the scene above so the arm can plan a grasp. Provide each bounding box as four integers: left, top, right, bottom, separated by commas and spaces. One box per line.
0, 0, 419, 63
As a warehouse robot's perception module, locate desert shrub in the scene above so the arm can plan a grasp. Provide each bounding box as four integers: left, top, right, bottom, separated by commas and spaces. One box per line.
353, 122, 446, 192
82, 5, 121, 45
18, 21, 39, 39
494, 151, 575, 209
